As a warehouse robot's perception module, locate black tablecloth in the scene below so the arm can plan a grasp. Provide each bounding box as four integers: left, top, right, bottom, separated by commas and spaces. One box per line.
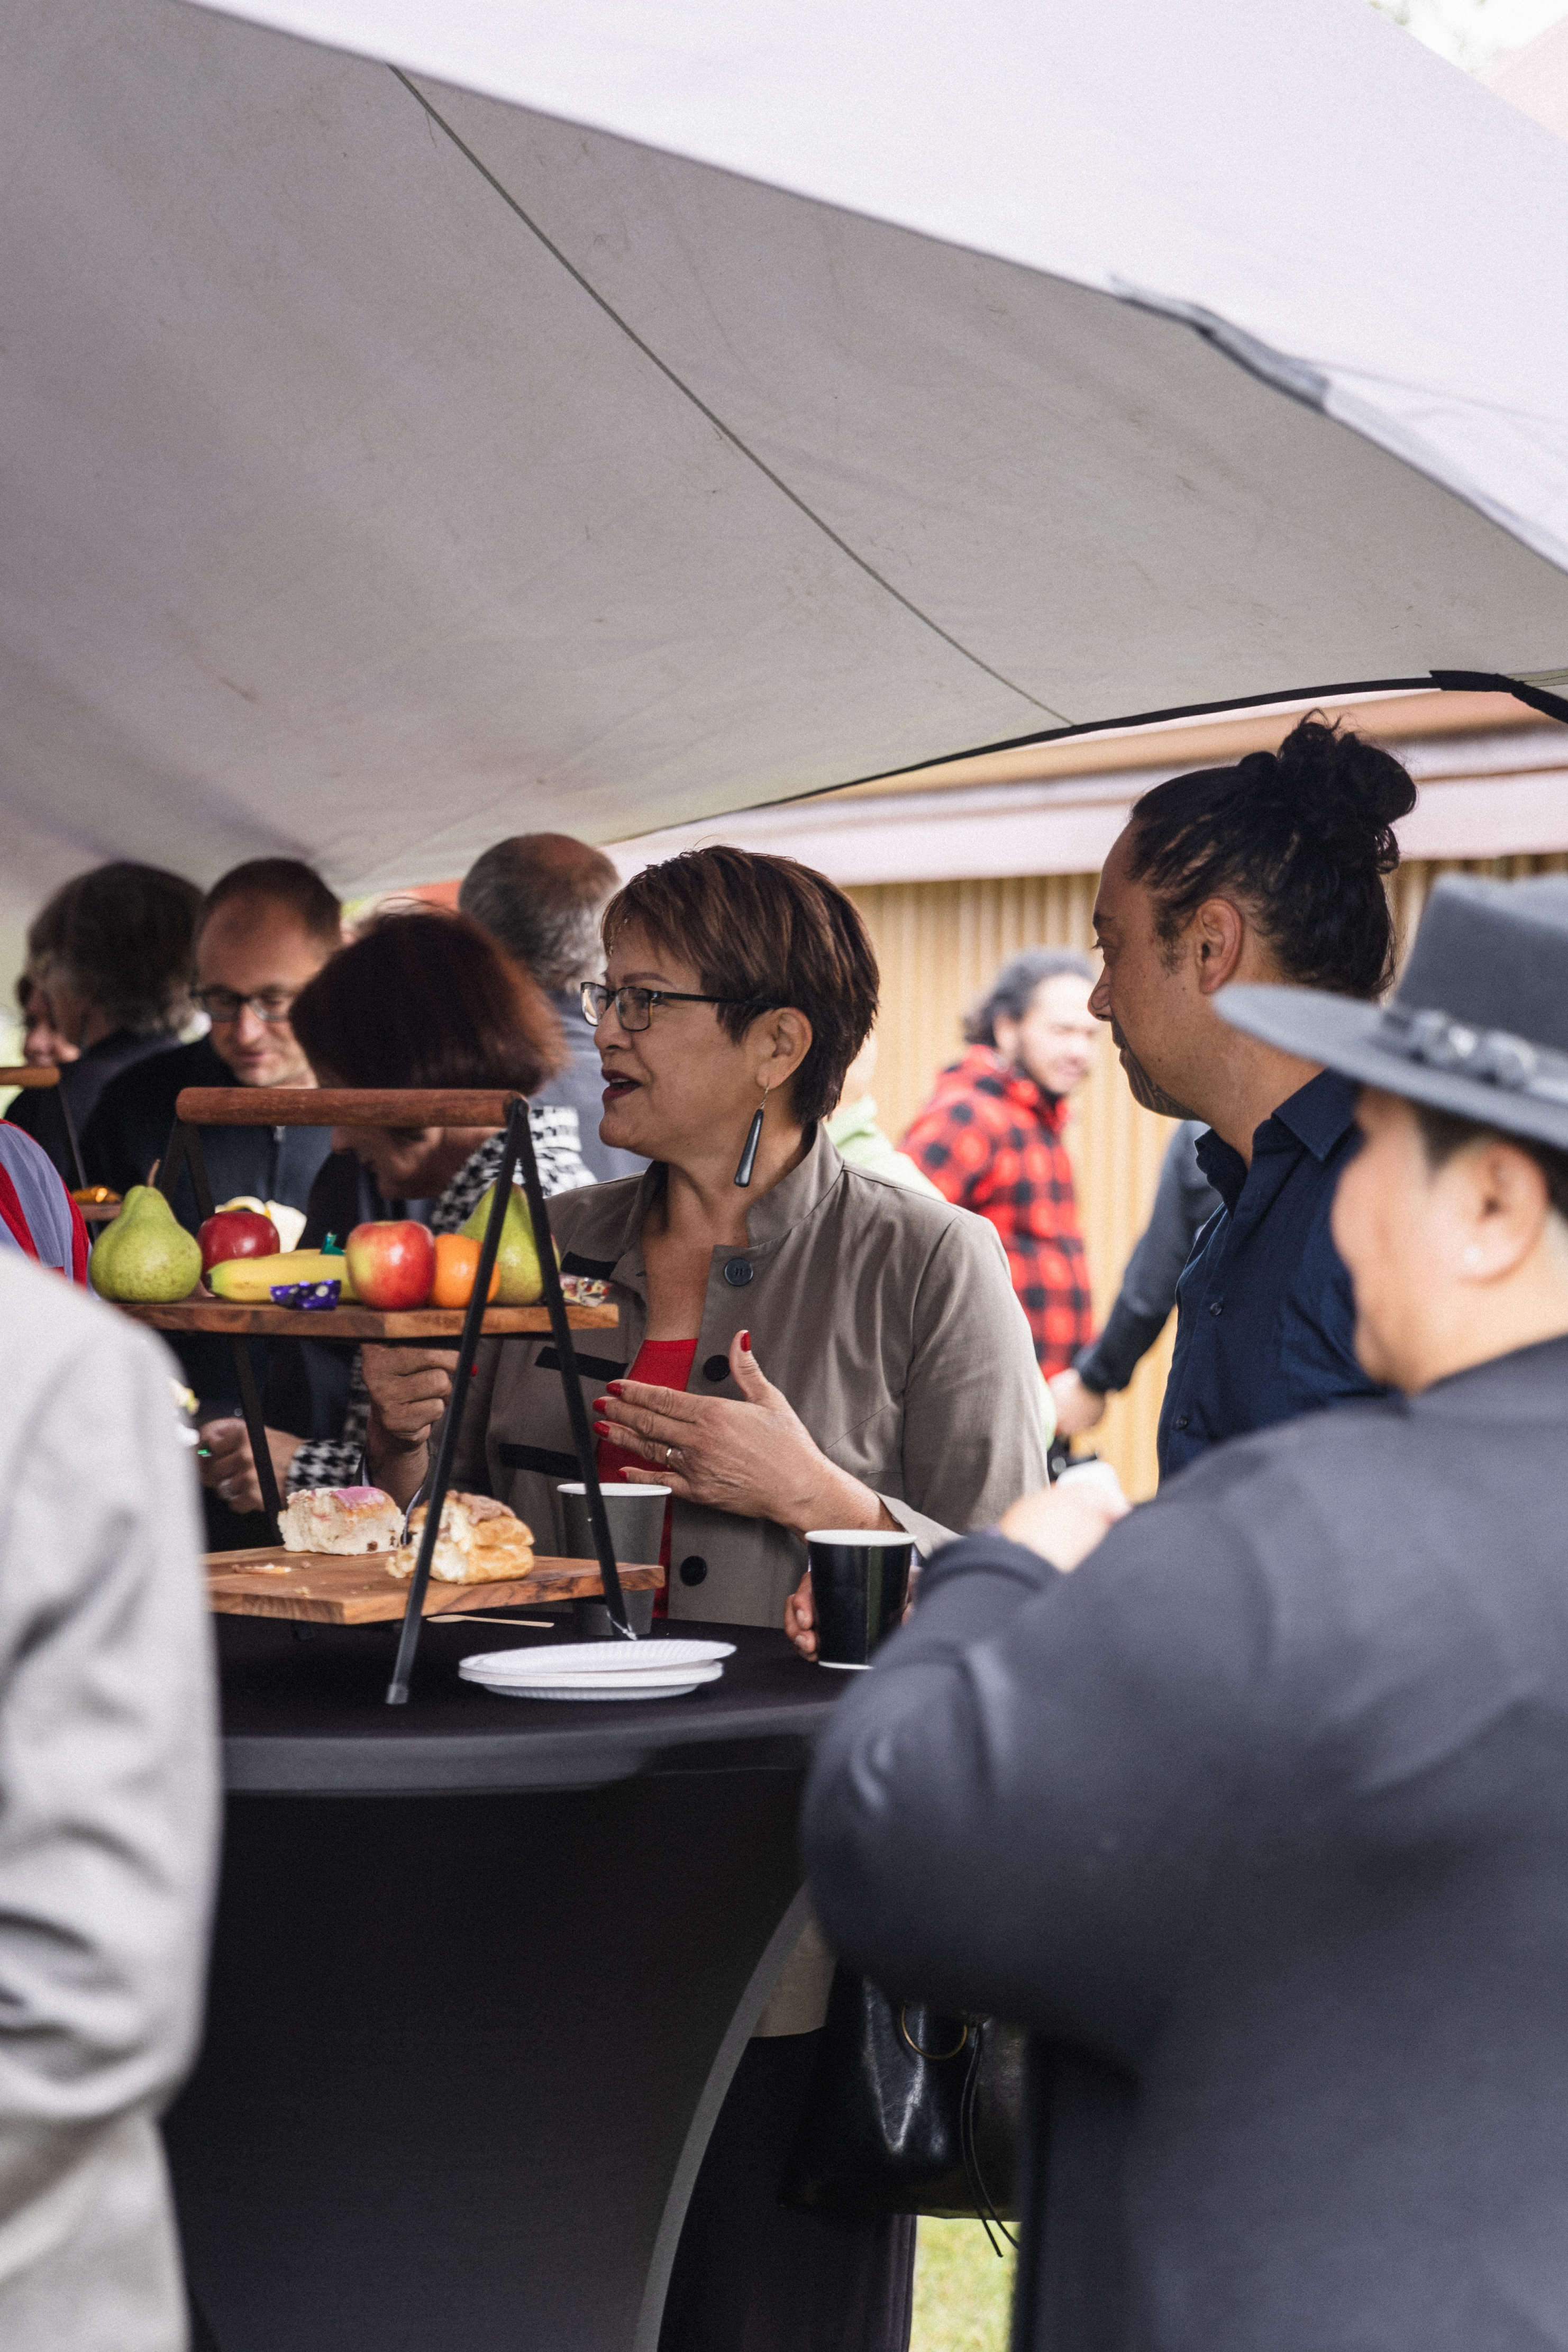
215, 1612, 840, 1791
174, 1616, 842, 2351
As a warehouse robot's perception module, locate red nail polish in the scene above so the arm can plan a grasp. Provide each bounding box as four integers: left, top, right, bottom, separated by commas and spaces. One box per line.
608, 1381, 626, 1397
740, 1330, 752, 1352
594, 1420, 612, 1437
592, 1398, 609, 1411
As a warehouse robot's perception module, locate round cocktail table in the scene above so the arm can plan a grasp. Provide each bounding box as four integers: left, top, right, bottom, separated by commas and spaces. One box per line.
168, 1613, 838, 2352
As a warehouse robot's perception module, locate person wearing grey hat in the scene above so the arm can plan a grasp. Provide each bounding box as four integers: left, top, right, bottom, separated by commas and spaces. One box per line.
803, 867, 1568, 2352
1089, 715, 1417, 1481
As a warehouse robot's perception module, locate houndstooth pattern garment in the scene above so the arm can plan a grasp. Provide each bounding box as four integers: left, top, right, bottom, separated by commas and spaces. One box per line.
285, 1107, 591, 1493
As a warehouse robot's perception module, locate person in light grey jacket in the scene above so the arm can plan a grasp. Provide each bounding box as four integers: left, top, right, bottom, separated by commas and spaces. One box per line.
0, 1255, 218, 2352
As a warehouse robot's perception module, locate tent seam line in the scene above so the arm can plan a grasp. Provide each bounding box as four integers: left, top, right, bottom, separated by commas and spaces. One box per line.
389, 67, 1066, 721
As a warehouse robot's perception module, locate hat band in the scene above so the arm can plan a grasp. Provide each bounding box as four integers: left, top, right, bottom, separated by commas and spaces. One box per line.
1374, 1004, 1568, 1107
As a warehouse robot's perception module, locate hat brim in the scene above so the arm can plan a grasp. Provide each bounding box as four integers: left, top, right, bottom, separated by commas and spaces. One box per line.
1216, 983, 1568, 1154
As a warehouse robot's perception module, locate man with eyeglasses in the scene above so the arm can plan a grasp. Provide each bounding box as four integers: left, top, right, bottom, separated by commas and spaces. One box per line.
84, 859, 343, 1219
83, 861, 343, 1538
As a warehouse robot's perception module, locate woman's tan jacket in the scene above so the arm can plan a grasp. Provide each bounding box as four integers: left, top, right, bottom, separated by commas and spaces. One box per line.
452, 1127, 1050, 1627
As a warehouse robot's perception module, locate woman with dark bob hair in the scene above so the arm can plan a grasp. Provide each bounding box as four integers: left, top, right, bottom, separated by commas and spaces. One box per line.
362, 846, 1047, 2352
195, 908, 589, 1517
8, 860, 203, 1184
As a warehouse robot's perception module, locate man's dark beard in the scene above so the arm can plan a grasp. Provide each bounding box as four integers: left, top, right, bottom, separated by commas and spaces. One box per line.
1110, 1022, 1199, 1121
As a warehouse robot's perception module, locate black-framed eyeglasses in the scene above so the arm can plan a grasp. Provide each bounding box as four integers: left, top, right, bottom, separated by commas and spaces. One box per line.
194, 985, 298, 1027
580, 982, 766, 1033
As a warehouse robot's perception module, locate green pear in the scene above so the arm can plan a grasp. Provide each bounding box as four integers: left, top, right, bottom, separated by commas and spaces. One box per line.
459, 1182, 552, 1305
90, 1185, 203, 1303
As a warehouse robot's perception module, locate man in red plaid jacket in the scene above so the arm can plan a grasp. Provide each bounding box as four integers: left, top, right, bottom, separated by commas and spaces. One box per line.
902, 950, 1098, 1372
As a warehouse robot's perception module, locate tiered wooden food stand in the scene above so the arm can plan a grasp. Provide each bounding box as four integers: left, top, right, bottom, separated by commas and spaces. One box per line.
116, 1084, 646, 1697
94, 1084, 836, 2352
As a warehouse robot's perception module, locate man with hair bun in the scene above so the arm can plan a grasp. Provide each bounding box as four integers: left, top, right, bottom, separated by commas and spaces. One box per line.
1090, 714, 1417, 1479
902, 946, 1099, 1373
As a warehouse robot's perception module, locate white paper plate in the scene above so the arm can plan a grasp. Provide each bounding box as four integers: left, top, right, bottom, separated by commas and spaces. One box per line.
460, 1638, 734, 1682
475, 1679, 715, 1703
460, 1658, 725, 1691
461, 1660, 725, 1702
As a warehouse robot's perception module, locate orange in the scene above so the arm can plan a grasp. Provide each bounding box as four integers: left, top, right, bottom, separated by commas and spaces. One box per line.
431, 1233, 502, 1308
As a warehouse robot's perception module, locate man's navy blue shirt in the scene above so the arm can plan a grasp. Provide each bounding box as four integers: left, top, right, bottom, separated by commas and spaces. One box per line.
1157, 1068, 1384, 1482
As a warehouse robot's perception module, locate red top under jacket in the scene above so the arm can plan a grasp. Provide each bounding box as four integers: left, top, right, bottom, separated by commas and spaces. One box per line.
595, 1335, 699, 1619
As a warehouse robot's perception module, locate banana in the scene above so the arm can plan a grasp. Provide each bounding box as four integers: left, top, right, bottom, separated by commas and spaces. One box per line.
209, 1250, 358, 1303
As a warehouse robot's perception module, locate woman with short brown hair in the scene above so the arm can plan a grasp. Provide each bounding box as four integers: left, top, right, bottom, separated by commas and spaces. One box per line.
362, 847, 1047, 2352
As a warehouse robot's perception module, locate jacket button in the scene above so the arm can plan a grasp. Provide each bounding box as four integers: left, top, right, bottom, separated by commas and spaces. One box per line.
702, 1353, 730, 1383
1172, 1414, 1190, 1432
722, 1259, 754, 1287
1208, 1299, 1224, 1316
679, 1555, 708, 1586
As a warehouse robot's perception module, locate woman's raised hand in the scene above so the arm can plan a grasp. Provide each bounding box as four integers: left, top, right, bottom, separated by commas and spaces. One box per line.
594, 1331, 887, 1537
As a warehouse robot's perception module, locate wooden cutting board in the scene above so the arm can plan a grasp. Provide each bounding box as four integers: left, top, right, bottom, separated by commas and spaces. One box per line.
207, 1547, 663, 1625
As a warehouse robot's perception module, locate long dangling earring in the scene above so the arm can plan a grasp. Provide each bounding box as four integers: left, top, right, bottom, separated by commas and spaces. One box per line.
734, 1081, 768, 1187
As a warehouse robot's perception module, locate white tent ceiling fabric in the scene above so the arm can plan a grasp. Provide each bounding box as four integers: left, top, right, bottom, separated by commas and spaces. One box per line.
3, 0, 1567, 954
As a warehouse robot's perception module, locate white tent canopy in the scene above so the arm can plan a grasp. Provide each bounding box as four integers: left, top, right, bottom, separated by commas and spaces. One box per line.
5, 0, 1568, 950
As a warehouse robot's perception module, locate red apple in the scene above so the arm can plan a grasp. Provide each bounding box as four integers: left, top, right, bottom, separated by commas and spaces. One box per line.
198, 1207, 279, 1275
344, 1220, 436, 1310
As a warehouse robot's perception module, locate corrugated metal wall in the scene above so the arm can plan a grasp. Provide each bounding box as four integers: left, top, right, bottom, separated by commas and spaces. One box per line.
850, 852, 1568, 1500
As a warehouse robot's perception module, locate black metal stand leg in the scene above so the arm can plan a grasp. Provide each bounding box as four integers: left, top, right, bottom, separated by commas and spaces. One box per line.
513, 1102, 632, 1636
159, 1122, 281, 1543
229, 1332, 282, 1546
157, 1116, 217, 1224
385, 1105, 526, 1704
58, 1086, 87, 1193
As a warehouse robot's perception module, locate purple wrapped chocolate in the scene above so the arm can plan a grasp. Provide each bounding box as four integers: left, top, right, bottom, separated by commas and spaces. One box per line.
270, 1279, 342, 1311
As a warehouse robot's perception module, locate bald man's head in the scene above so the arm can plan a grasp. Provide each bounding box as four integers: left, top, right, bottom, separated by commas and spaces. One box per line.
459, 833, 621, 993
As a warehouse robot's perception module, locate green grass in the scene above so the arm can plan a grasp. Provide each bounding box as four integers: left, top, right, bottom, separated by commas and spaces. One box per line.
910, 2218, 1016, 2351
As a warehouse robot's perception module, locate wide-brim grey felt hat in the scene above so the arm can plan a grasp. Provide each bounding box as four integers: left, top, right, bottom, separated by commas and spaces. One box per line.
1217, 874, 1568, 1154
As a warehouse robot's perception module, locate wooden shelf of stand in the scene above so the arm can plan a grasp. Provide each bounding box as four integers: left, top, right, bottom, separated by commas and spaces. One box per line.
208, 1548, 660, 1625
116, 1299, 617, 1339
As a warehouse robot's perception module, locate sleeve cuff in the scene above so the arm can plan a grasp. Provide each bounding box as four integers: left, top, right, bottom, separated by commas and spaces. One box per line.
1070, 1343, 1111, 1394
877, 1493, 953, 1559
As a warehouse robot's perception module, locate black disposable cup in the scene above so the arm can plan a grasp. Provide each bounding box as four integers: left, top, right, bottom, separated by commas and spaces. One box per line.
558, 1482, 668, 1642
806, 1529, 915, 1669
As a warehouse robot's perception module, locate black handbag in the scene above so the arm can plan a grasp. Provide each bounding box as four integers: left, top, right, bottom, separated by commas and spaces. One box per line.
781, 1968, 1024, 2244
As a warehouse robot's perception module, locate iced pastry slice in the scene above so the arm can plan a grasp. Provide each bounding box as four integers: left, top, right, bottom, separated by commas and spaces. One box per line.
278, 1485, 405, 1555
390, 1491, 536, 1583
